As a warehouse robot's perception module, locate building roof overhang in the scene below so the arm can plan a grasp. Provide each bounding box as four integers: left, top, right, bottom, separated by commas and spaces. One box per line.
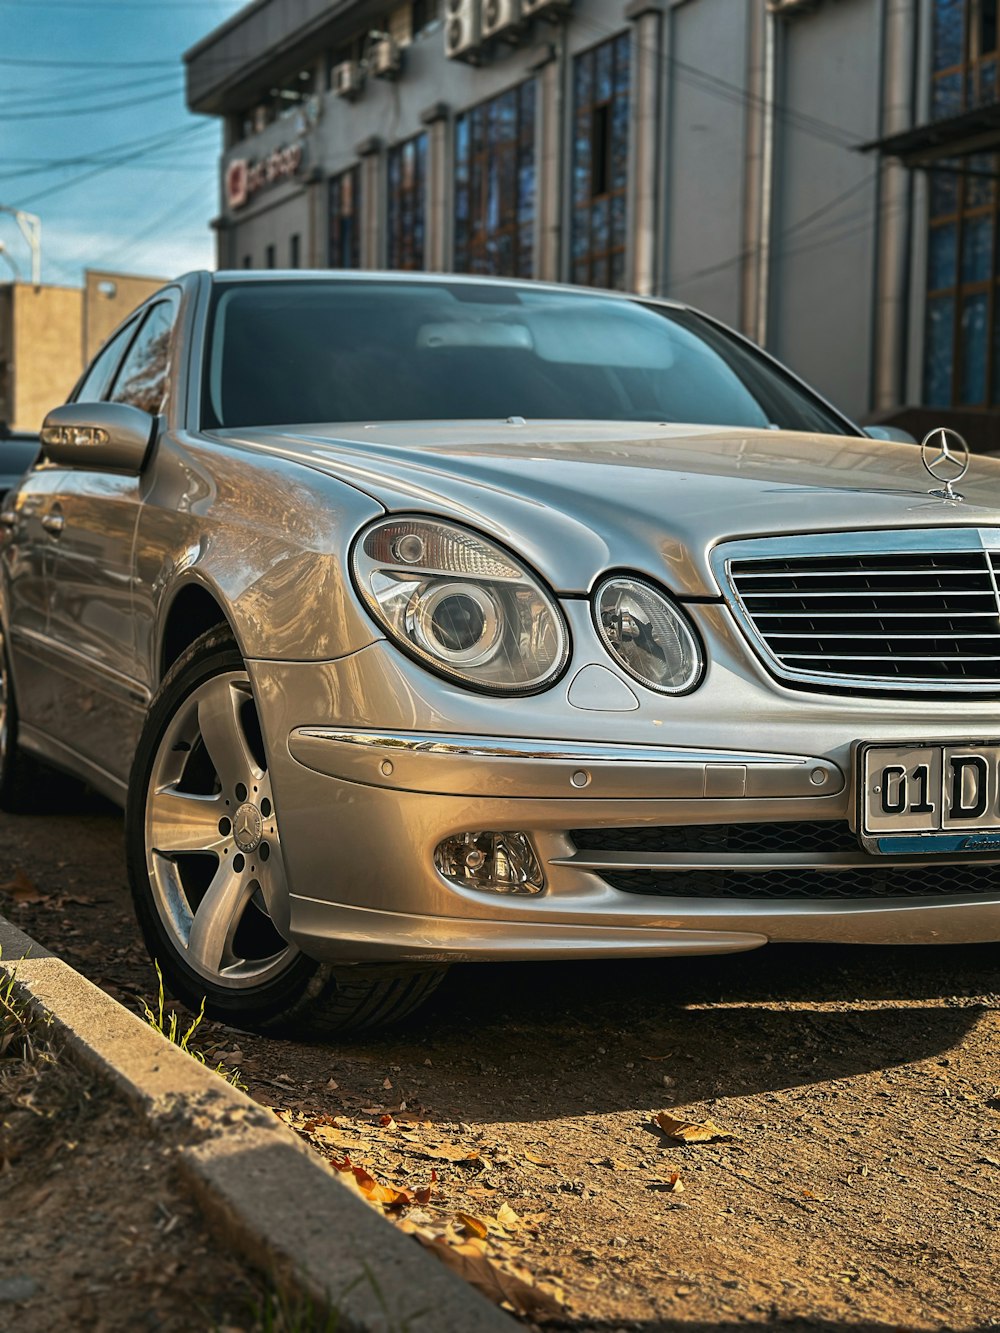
859, 102, 1000, 167
184, 0, 382, 116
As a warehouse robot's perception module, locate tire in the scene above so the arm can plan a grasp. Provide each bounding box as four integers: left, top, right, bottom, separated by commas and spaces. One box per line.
0, 623, 47, 813
126, 626, 446, 1033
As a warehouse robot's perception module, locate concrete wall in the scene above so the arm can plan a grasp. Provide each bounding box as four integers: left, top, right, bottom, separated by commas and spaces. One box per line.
9, 284, 82, 434
661, 0, 753, 329
83, 270, 168, 361
767, 0, 882, 418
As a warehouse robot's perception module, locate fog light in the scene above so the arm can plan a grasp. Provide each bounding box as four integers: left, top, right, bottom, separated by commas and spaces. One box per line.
435, 832, 544, 895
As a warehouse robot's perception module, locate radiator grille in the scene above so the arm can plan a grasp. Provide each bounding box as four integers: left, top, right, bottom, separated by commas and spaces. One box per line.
727, 547, 1000, 689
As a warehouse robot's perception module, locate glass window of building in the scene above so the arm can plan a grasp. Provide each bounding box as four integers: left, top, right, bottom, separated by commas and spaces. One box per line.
924, 155, 998, 407
931, 0, 998, 120
454, 80, 536, 278
329, 167, 361, 269
924, 4, 1000, 406
571, 32, 631, 290
387, 134, 428, 271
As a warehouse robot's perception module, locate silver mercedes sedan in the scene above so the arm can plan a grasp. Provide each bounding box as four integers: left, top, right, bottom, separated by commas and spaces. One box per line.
3, 270, 999, 1032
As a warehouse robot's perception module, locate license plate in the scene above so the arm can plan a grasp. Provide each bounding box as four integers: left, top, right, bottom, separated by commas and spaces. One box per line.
859, 741, 1000, 853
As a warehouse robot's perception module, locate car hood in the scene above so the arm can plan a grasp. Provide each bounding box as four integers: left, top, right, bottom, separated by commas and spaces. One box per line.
213, 420, 1000, 597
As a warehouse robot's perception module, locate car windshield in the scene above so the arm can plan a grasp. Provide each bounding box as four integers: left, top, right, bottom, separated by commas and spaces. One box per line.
202, 279, 851, 435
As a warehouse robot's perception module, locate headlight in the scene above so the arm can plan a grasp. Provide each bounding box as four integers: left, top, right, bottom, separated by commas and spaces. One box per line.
594, 575, 703, 694
351, 517, 570, 693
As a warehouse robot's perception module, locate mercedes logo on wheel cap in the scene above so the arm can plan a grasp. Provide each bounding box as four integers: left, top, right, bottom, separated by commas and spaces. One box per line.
920, 427, 970, 501
233, 802, 263, 853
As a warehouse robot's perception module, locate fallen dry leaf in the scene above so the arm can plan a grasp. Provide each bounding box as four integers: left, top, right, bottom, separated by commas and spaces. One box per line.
524, 1151, 554, 1167
456, 1212, 489, 1240
496, 1203, 521, 1230
649, 1172, 685, 1193
401, 1222, 564, 1319
328, 1155, 433, 1211
0, 870, 43, 905
653, 1111, 733, 1144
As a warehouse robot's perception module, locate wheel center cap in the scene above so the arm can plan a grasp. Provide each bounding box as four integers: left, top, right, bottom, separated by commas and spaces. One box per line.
233, 802, 263, 853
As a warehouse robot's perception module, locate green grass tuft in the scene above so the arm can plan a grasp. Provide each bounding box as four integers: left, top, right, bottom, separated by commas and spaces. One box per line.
141, 961, 248, 1091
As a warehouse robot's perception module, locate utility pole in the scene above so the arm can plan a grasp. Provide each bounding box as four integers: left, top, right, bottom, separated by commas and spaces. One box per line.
0, 207, 41, 287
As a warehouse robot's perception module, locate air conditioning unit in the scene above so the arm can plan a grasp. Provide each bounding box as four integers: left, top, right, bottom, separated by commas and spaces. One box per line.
332, 60, 362, 99
481, 0, 522, 40
521, 0, 571, 18
371, 35, 402, 78
444, 0, 481, 61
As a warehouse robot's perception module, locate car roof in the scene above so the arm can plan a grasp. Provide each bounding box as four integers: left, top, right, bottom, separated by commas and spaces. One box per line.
204, 269, 690, 310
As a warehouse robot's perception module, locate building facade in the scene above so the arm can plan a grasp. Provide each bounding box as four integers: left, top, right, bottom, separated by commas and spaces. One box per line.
0, 270, 166, 433
185, 0, 999, 444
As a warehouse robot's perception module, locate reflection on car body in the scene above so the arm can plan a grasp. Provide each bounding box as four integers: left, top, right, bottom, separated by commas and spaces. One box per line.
1, 269, 999, 1033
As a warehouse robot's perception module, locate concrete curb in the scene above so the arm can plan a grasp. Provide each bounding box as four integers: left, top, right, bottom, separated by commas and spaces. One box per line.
0, 916, 512, 1332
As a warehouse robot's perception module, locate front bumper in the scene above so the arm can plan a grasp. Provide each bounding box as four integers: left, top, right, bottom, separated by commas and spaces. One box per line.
270, 726, 1000, 963
248, 602, 1000, 964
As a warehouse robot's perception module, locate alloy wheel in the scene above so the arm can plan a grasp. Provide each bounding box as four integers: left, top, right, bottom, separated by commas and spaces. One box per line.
145, 670, 296, 988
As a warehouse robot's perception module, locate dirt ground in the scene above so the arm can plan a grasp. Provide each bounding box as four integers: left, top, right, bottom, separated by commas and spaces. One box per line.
1, 784, 1000, 1332
0, 1009, 269, 1330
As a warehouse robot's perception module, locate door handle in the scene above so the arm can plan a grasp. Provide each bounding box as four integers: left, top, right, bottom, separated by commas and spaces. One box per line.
41, 513, 65, 536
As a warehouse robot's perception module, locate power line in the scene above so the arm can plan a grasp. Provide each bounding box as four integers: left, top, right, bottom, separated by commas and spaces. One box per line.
86, 175, 216, 271
0, 0, 241, 8
0, 85, 185, 121
0, 56, 176, 67
573, 13, 863, 154
668, 173, 880, 291
13, 121, 213, 207
5, 70, 182, 106
0, 120, 215, 187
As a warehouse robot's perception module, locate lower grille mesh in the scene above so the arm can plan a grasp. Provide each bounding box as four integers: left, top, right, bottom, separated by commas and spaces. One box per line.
599, 865, 1000, 900
569, 823, 1000, 900
570, 822, 858, 854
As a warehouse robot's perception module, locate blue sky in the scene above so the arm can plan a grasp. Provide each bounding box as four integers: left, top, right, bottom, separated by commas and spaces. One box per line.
0, 0, 248, 287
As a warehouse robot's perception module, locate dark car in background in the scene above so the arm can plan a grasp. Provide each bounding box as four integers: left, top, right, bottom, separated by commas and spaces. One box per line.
0, 427, 39, 503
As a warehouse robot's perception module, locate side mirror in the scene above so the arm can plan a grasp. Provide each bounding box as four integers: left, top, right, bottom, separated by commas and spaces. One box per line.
40, 401, 157, 472
863, 425, 918, 445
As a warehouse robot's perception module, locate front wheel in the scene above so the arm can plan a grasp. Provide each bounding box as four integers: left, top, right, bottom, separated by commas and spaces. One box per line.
126, 626, 445, 1033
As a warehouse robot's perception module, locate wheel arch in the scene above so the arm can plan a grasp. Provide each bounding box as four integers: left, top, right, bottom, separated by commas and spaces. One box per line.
157, 579, 237, 684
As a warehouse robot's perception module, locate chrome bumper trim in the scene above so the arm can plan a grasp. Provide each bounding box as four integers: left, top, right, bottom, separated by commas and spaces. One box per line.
288, 727, 845, 800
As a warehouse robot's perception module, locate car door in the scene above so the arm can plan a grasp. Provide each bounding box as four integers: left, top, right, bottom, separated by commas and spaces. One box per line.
1, 316, 142, 746
43, 295, 178, 789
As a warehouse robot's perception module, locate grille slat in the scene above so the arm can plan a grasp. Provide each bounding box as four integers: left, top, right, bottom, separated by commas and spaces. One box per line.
728, 543, 1000, 689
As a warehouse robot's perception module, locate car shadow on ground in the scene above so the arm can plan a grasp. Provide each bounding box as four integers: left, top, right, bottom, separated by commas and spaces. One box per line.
336, 943, 996, 1123
5, 773, 996, 1126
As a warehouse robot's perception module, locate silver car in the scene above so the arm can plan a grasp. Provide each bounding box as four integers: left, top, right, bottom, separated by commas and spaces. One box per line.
2, 270, 999, 1032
